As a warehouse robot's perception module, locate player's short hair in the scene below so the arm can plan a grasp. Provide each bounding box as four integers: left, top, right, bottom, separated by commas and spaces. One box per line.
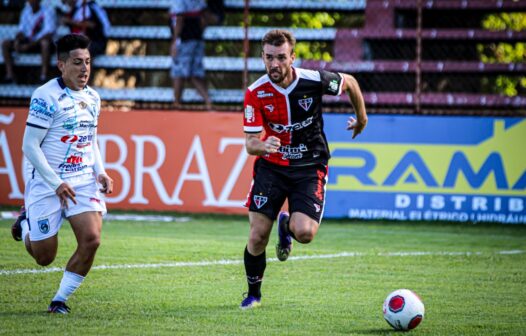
56, 34, 91, 61
262, 29, 296, 53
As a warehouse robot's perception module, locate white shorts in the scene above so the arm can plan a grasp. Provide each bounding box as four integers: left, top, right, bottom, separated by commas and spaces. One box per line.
25, 181, 107, 242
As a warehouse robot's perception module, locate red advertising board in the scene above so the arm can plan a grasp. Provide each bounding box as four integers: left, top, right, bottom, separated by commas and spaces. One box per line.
0, 108, 254, 214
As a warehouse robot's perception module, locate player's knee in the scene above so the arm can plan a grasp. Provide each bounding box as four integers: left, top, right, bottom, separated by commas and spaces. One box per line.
35, 253, 55, 266
249, 232, 268, 249
294, 228, 315, 244
81, 235, 101, 254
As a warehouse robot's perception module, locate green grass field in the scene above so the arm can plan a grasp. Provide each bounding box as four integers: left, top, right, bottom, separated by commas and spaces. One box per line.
1, 215, 525, 335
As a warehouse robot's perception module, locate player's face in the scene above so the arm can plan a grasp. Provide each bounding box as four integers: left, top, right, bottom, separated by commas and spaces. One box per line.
58, 48, 91, 91
262, 42, 296, 87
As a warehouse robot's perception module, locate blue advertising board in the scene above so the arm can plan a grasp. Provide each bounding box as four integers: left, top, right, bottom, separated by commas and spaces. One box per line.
324, 115, 526, 224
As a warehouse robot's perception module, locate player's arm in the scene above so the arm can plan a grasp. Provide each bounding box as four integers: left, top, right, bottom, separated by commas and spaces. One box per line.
22, 126, 77, 206
92, 131, 113, 194
340, 73, 368, 139
245, 133, 280, 156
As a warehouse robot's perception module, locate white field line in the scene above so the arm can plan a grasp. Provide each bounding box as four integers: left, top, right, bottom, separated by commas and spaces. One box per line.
0, 249, 523, 276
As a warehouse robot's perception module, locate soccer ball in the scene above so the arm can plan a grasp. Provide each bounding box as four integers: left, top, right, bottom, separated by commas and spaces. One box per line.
383, 289, 425, 331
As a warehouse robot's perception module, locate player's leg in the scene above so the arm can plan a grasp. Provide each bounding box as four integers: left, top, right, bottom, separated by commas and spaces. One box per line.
48, 211, 102, 314
65, 211, 102, 276
241, 211, 273, 309
288, 212, 320, 243
241, 159, 287, 309
21, 196, 64, 265
277, 163, 328, 260
49, 182, 106, 314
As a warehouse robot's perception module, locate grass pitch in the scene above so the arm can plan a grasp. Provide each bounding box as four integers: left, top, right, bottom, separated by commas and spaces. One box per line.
0, 215, 525, 335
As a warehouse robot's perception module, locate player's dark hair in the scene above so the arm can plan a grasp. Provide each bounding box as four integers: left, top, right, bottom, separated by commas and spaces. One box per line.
56, 34, 91, 61
262, 29, 296, 53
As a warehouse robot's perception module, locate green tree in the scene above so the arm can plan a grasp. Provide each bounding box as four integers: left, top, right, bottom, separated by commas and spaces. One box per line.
479, 12, 526, 96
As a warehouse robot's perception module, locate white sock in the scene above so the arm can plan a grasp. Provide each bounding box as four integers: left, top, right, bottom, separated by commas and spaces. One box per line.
52, 271, 85, 302
21, 219, 29, 242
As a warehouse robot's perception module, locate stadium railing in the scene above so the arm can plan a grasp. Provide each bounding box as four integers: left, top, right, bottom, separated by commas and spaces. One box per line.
0, 0, 524, 113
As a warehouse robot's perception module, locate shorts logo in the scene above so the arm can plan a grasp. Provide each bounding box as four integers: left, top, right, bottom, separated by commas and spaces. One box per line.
253, 195, 268, 209
90, 197, 101, 203
38, 219, 50, 234
298, 97, 313, 111
314, 203, 321, 213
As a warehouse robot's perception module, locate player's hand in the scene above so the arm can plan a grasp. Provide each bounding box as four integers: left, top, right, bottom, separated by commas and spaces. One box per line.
347, 116, 367, 139
56, 182, 77, 209
98, 174, 114, 194
264, 136, 281, 154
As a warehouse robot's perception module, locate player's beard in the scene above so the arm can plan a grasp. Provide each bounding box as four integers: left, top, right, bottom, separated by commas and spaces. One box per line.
268, 67, 288, 84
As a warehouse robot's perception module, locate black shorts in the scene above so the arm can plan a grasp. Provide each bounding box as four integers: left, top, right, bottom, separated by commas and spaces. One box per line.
245, 158, 328, 223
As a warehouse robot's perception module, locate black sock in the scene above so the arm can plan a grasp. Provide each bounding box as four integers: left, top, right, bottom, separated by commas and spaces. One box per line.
244, 246, 266, 298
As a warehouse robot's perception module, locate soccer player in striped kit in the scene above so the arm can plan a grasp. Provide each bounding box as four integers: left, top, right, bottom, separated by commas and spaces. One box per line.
240, 29, 368, 309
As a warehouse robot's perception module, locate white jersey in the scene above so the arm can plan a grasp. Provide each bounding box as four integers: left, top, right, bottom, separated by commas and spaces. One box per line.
26, 77, 101, 187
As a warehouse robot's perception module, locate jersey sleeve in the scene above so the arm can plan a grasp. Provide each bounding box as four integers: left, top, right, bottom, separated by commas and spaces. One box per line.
243, 88, 263, 133
26, 88, 56, 129
320, 70, 344, 96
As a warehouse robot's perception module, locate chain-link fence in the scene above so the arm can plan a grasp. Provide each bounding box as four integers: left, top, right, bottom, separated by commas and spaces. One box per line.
0, 0, 524, 114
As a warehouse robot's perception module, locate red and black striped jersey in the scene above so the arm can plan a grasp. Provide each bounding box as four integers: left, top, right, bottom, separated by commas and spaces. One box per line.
243, 67, 344, 166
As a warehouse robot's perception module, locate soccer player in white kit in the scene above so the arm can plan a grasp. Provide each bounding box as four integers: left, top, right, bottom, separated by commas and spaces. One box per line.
11, 33, 113, 314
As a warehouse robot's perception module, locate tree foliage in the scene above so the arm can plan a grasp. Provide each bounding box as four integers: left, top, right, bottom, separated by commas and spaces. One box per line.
479, 12, 526, 96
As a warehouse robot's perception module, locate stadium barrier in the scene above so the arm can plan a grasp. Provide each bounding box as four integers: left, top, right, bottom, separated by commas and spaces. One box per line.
1, 108, 524, 223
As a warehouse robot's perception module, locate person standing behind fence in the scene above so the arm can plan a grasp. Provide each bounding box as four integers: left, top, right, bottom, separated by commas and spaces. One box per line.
170, 0, 212, 110
60, 0, 111, 58
1, 0, 56, 83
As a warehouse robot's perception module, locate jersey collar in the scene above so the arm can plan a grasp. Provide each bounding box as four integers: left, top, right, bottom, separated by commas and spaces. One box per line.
268, 66, 299, 95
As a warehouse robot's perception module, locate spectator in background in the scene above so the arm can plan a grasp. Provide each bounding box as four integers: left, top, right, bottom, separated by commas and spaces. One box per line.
204, 0, 225, 26
170, 0, 212, 110
59, 0, 111, 58
1, 0, 56, 83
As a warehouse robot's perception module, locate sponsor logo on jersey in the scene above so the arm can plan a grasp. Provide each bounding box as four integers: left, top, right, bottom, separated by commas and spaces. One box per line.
66, 155, 83, 164
268, 116, 313, 133
253, 195, 268, 209
38, 218, 49, 234
61, 135, 79, 143
245, 105, 255, 123
63, 105, 75, 111
257, 90, 273, 98
298, 97, 313, 111
29, 98, 53, 118
278, 144, 308, 160
264, 104, 274, 112
76, 134, 93, 148
63, 117, 77, 130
